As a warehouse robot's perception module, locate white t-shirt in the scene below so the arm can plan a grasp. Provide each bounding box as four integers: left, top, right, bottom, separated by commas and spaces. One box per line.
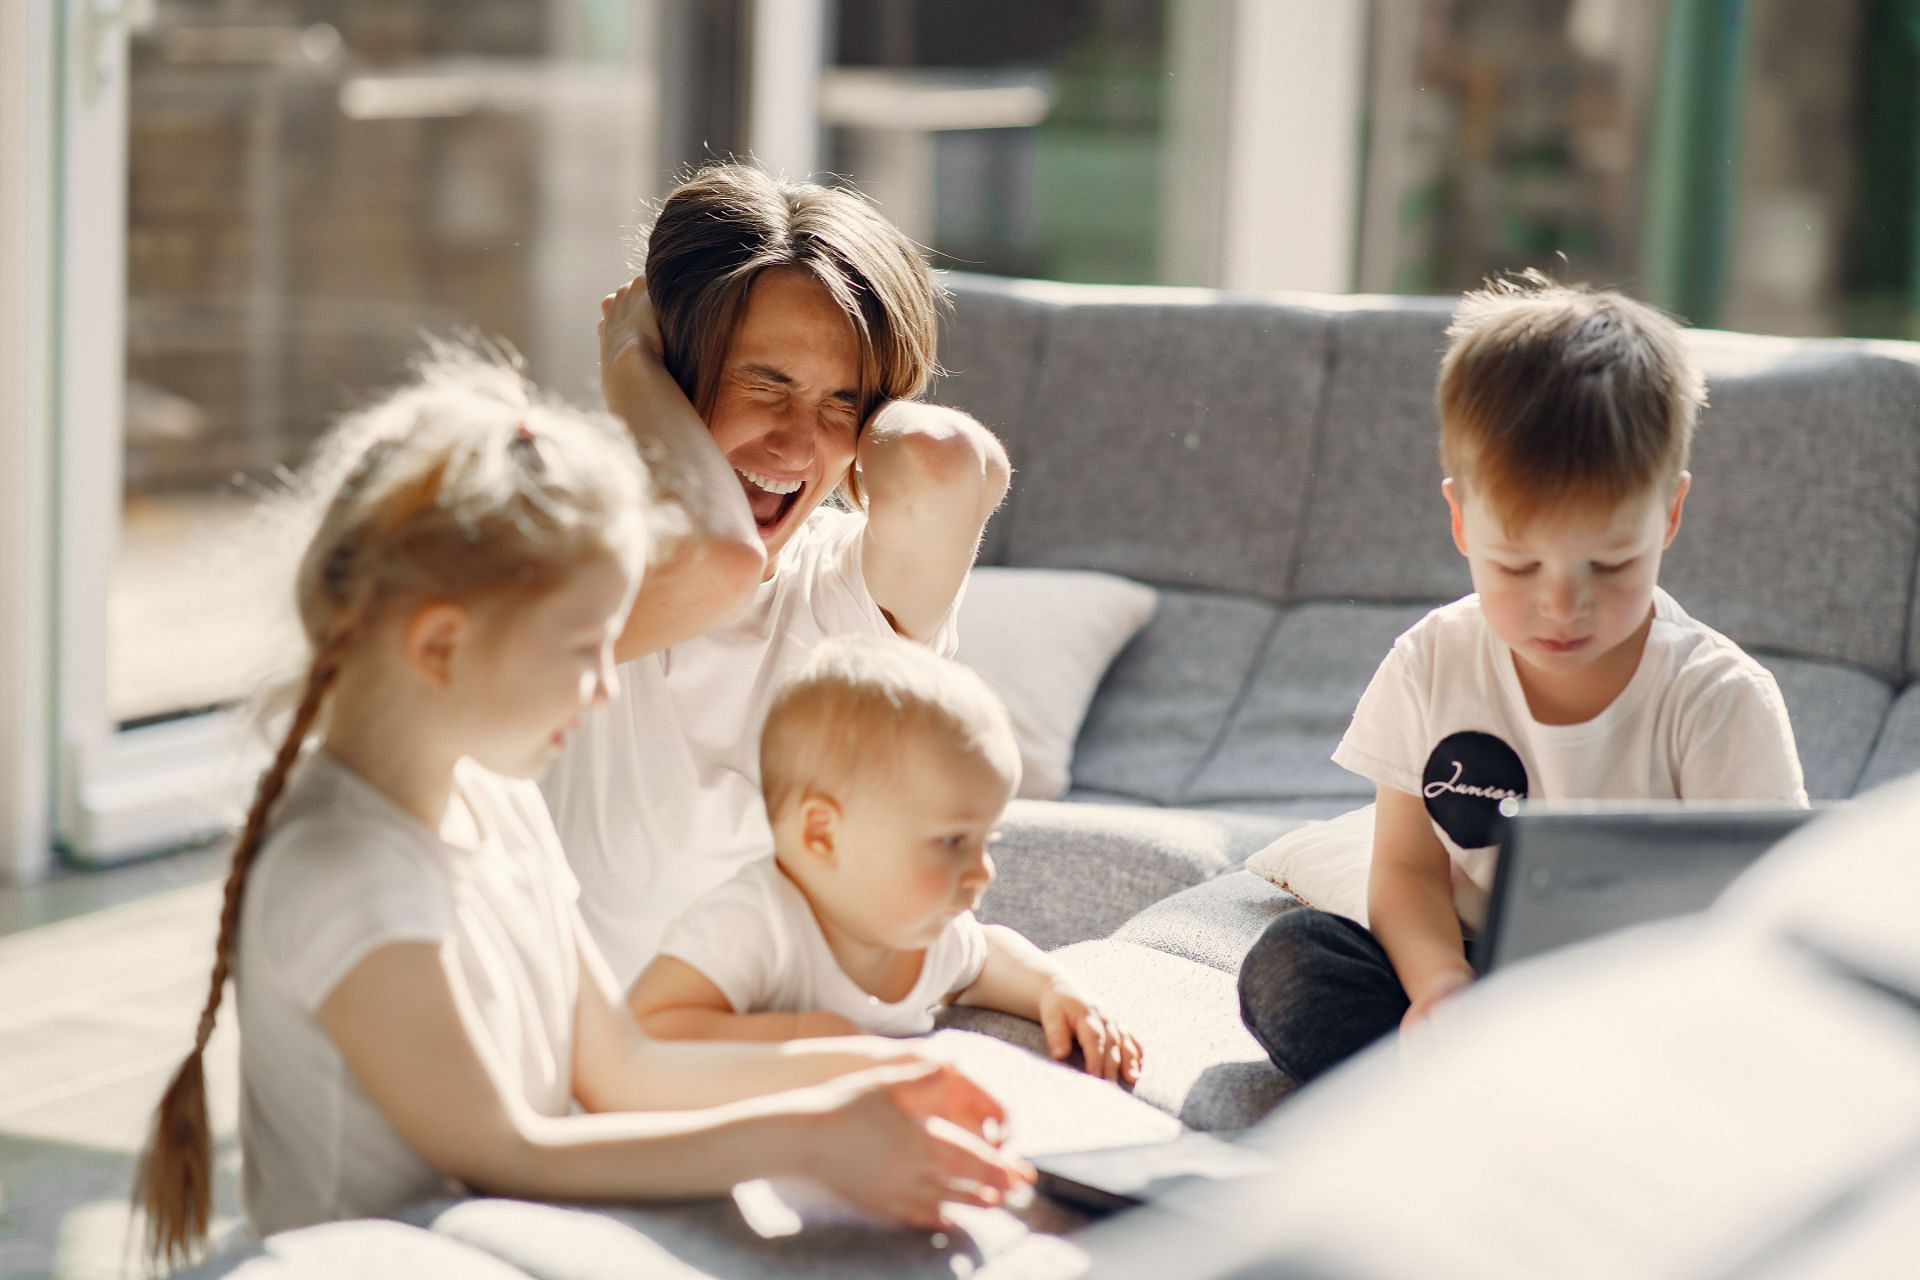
1333, 589, 1808, 932
542, 507, 961, 987
657, 857, 989, 1036
235, 751, 581, 1237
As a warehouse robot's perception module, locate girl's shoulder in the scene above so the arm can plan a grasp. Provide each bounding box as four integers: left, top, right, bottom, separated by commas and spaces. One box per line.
246, 755, 455, 927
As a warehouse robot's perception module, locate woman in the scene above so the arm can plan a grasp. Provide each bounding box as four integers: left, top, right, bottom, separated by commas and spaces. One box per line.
544, 163, 1010, 988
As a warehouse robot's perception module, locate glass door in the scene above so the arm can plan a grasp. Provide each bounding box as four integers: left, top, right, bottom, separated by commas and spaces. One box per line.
56, 0, 678, 864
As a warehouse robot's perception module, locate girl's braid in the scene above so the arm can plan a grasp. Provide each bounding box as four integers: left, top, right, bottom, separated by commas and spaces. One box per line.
135, 623, 354, 1270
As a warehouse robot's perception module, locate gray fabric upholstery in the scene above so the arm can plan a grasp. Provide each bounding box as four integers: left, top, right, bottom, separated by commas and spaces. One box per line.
1002, 294, 1332, 598
940, 940, 1296, 1132
1857, 684, 1920, 791
1909, 556, 1920, 683
1764, 655, 1895, 799
981, 798, 1299, 951
1111, 871, 1302, 976
928, 278, 1054, 567
1659, 335, 1920, 681
1066, 590, 1279, 805
1185, 601, 1434, 807
1288, 298, 1469, 602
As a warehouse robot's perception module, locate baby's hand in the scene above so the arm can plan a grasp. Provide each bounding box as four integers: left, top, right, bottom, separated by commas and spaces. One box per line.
1038, 980, 1142, 1085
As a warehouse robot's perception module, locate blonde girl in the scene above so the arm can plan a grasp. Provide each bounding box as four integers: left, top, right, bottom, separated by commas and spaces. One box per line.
134, 350, 1027, 1271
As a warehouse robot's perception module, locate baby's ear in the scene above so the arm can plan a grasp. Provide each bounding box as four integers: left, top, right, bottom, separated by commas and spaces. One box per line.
798, 791, 843, 866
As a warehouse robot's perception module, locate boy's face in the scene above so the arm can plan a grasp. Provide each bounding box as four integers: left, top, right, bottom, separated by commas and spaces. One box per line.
1445, 474, 1690, 693
789, 728, 1019, 951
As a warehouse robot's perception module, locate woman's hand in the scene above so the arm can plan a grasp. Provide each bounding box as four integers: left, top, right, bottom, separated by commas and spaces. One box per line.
801, 1059, 1034, 1229
598, 275, 664, 386
1038, 980, 1143, 1085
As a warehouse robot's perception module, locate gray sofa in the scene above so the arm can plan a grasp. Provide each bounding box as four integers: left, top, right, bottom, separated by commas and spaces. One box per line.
181, 275, 1920, 1277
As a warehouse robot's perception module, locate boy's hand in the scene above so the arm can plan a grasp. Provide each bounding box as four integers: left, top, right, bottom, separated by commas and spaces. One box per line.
1400, 968, 1473, 1035
1038, 980, 1143, 1085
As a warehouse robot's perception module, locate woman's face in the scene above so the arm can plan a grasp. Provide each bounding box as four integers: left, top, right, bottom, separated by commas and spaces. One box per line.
705, 267, 863, 570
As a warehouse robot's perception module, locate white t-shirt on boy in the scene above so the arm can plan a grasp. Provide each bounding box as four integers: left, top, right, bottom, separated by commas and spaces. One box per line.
236, 751, 580, 1237
1333, 588, 1807, 933
657, 857, 990, 1036
543, 507, 961, 987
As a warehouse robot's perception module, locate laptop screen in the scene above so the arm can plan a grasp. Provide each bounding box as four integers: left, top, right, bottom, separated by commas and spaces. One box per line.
1479, 805, 1822, 972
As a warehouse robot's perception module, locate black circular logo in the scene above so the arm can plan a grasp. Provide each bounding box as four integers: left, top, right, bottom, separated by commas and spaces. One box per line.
1421, 731, 1528, 849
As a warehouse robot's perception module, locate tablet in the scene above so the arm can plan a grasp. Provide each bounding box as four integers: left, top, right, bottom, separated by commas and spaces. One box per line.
1032, 1129, 1276, 1214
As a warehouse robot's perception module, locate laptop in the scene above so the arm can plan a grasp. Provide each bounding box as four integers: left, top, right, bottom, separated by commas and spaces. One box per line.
1477, 802, 1825, 972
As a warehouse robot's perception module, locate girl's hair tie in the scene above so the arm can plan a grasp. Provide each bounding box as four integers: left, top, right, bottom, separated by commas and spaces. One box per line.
510, 420, 546, 472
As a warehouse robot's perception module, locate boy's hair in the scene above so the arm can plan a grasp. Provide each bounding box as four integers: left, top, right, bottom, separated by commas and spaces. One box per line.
760, 635, 1020, 823
135, 344, 652, 1271
638, 162, 944, 505
1438, 271, 1707, 531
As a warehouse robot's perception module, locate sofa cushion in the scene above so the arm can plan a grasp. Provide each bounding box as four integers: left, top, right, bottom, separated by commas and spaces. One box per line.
1288, 298, 1471, 602
1111, 871, 1302, 975
1184, 600, 1434, 807
1661, 335, 1920, 682
1856, 684, 1920, 792
955, 567, 1159, 800
981, 798, 1299, 951
1003, 291, 1332, 599
939, 939, 1294, 1132
1763, 655, 1894, 800
932, 275, 1056, 567
1067, 590, 1278, 806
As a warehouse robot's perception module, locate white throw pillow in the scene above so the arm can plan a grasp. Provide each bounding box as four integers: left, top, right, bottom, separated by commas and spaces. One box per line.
955, 567, 1159, 800
1244, 804, 1377, 926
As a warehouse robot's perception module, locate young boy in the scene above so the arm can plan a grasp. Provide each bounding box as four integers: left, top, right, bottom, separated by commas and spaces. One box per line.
1238, 273, 1807, 1084
628, 634, 1144, 1084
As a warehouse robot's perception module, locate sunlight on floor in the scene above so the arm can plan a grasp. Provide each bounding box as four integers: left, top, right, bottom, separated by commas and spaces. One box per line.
0, 878, 243, 1279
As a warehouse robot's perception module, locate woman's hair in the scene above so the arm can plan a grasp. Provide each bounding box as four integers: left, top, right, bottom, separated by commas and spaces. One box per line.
1437, 270, 1706, 532
759, 634, 1020, 823
134, 345, 649, 1270
638, 162, 944, 505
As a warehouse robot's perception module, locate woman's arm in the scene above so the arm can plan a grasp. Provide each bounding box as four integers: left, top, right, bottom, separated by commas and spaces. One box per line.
623, 952, 861, 1044
319, 935, 1028, 1227
859, 402, 1010, 643
597, 277, 766, 662
1365, 785, 1476, 1029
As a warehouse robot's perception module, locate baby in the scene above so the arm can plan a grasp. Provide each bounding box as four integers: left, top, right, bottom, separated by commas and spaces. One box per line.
629, 634, 1142, 1083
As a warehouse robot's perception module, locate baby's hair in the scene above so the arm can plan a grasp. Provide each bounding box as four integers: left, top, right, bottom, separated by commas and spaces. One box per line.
134, 343, 649, 1271
760, 634, 1019, 823
1437, 270, 1706, 532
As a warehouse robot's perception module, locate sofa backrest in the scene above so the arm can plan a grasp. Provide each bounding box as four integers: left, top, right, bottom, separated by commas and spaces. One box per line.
934, 272, 1920, 686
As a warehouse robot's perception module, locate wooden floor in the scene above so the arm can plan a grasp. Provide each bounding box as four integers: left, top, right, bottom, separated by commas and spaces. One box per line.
0, 855, 243, 1279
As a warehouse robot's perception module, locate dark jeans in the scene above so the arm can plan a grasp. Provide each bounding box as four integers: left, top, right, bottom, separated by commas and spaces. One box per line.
1237, 908, 1410, 1085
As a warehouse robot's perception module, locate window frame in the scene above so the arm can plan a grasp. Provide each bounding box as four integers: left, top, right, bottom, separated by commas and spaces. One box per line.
51, 0, 254, 867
